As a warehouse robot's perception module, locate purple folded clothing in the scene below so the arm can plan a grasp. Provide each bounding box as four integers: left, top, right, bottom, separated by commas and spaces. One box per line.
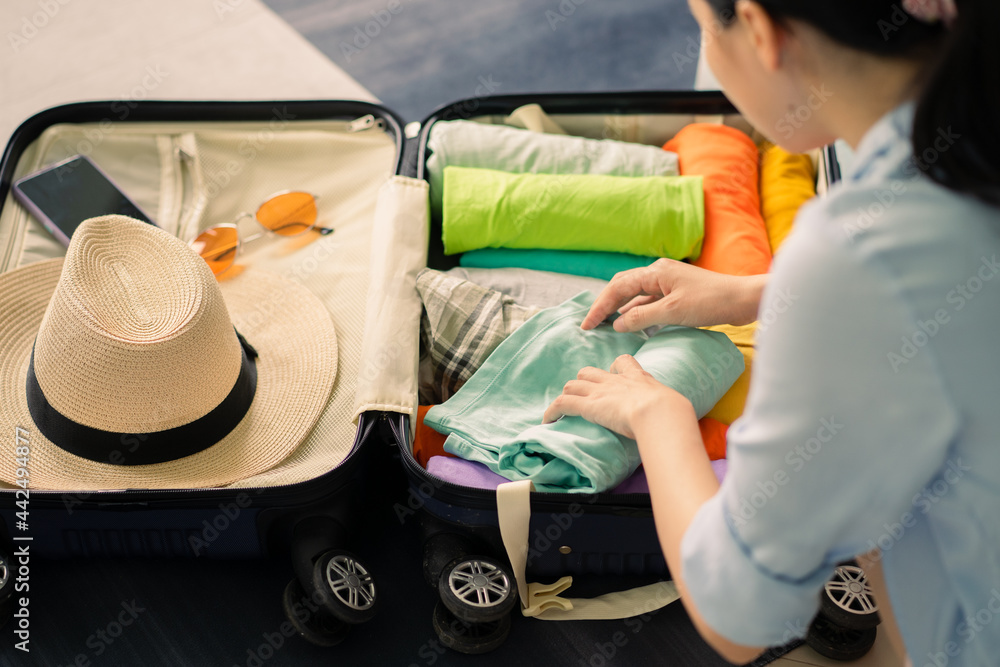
425, 456, 729, 492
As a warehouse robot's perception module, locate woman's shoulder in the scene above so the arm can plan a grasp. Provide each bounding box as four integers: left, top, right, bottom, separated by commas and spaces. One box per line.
776, 174, 999, 303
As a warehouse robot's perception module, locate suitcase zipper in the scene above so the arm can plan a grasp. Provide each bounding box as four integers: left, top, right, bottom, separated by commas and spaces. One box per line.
389, 414, 654, 514
348, 114, 383, 132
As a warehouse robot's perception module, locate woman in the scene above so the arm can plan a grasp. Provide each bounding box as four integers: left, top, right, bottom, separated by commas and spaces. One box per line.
543, 0, 1000, 664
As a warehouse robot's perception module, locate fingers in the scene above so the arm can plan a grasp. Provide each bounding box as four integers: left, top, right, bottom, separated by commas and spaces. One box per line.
561, 379, 593, 397
613, 300, 668, 333
618, 294, 659, 315
542, 394, 583, 424
576, 366, 607, 382
610, 354, 643, 374
580, 267, 664, 330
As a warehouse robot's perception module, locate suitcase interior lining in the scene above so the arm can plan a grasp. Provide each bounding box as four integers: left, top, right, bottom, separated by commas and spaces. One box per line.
0, 117, 398, 492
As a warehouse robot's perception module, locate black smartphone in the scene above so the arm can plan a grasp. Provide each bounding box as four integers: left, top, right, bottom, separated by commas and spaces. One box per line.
12, 154, 155, 246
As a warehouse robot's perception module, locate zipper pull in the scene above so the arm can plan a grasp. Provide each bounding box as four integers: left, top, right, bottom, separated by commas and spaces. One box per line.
348, 114, 382, 132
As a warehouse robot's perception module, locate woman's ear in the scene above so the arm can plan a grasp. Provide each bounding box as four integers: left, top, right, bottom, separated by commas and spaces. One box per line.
734, 0, 785, 72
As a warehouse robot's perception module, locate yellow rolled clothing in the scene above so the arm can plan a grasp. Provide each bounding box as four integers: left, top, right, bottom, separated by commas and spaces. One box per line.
759, 141, 816, 254
702, 322, 756, 425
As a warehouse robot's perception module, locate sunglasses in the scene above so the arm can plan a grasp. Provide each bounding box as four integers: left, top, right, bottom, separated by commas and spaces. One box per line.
191, 191, 332, 276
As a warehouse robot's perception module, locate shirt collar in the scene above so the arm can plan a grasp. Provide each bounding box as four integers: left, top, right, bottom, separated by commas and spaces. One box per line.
846, 101, 916, 183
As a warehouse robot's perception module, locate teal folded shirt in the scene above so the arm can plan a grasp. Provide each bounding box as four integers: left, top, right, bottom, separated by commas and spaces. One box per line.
460, 248, 658, 281
442, 166, 705, 260
425, 119, 680, 219
425, 292, 744, 493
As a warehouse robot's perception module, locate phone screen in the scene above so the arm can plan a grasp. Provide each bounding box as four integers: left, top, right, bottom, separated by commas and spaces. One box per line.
14, 156, 154, 244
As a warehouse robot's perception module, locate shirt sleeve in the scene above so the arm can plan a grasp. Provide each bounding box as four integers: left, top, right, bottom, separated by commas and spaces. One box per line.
680, 205, 961, 647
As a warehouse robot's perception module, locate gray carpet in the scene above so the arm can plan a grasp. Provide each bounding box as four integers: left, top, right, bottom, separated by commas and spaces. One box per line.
263, 0, 700, 122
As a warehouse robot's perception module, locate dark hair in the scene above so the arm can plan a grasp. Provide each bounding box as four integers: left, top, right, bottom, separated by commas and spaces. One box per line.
705, 0, 1000, 206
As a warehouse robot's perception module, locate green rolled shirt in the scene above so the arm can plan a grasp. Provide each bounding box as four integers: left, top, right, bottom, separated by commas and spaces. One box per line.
425, 292, 743, 493
442, 166, 705, 260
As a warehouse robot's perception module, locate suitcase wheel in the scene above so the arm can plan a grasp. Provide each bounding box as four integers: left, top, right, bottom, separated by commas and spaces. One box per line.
806, 614, 877, 661
311, 549, 378, 625
433, 600, 510, 655
282, 579, 350, 647
819, 563, 881, 630
438, 555, 517, 624
422, 532, 474, 589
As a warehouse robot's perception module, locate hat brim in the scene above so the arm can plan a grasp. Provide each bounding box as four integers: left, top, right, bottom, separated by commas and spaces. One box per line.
0, 258, 337, 490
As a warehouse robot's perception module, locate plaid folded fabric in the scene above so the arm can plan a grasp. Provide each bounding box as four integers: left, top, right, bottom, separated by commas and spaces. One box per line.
417, 269, 540, 404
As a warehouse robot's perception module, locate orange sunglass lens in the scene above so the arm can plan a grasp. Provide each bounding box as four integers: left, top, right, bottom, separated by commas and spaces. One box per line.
256, 192, 317, 237
192, 226, 239, 275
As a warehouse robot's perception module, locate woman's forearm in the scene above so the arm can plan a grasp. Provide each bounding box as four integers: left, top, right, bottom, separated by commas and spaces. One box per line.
730, 273, 769, 326
632, 403, 765, 664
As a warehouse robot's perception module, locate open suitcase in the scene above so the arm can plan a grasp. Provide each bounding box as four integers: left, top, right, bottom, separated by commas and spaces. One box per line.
0, 99, 411, 641
378, 91, 880, 659
0, 90, 875, 661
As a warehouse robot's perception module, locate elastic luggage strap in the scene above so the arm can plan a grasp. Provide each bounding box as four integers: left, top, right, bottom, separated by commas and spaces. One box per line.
497, 480, 679, 621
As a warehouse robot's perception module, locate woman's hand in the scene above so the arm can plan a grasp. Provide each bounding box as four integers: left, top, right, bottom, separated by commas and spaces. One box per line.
542, 354, 695, 440
581, 258, 768, 333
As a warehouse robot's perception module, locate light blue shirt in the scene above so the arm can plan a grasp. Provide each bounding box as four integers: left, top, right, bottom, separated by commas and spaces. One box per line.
681, 103, 1000, 666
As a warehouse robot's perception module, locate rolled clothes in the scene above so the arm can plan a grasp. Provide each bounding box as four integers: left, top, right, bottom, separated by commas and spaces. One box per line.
700, 416, 730, 461
443, 166, 705, 259
413, 405, 452, 469
445, 267, 610, 310
702, 322, 756, 425
417, 269, 539, 404
759, 141, 816, 254
425, 292, 743, 493
459, 248, 657, 282
664, 124, 772, 276
425, 456, 730, 493
425, 119, 680, 218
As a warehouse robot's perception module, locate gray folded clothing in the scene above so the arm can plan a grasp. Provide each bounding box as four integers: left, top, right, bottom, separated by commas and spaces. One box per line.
425, 119, 680, 219
445, 266, 609, 310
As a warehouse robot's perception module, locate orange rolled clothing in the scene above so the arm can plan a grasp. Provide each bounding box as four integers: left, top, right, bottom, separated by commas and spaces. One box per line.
699, 416, 729, 461
663, 124, 772, 276
413, 405, 453, 468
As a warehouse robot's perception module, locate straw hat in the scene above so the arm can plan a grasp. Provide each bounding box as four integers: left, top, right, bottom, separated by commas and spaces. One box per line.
0, 215, 337, 490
